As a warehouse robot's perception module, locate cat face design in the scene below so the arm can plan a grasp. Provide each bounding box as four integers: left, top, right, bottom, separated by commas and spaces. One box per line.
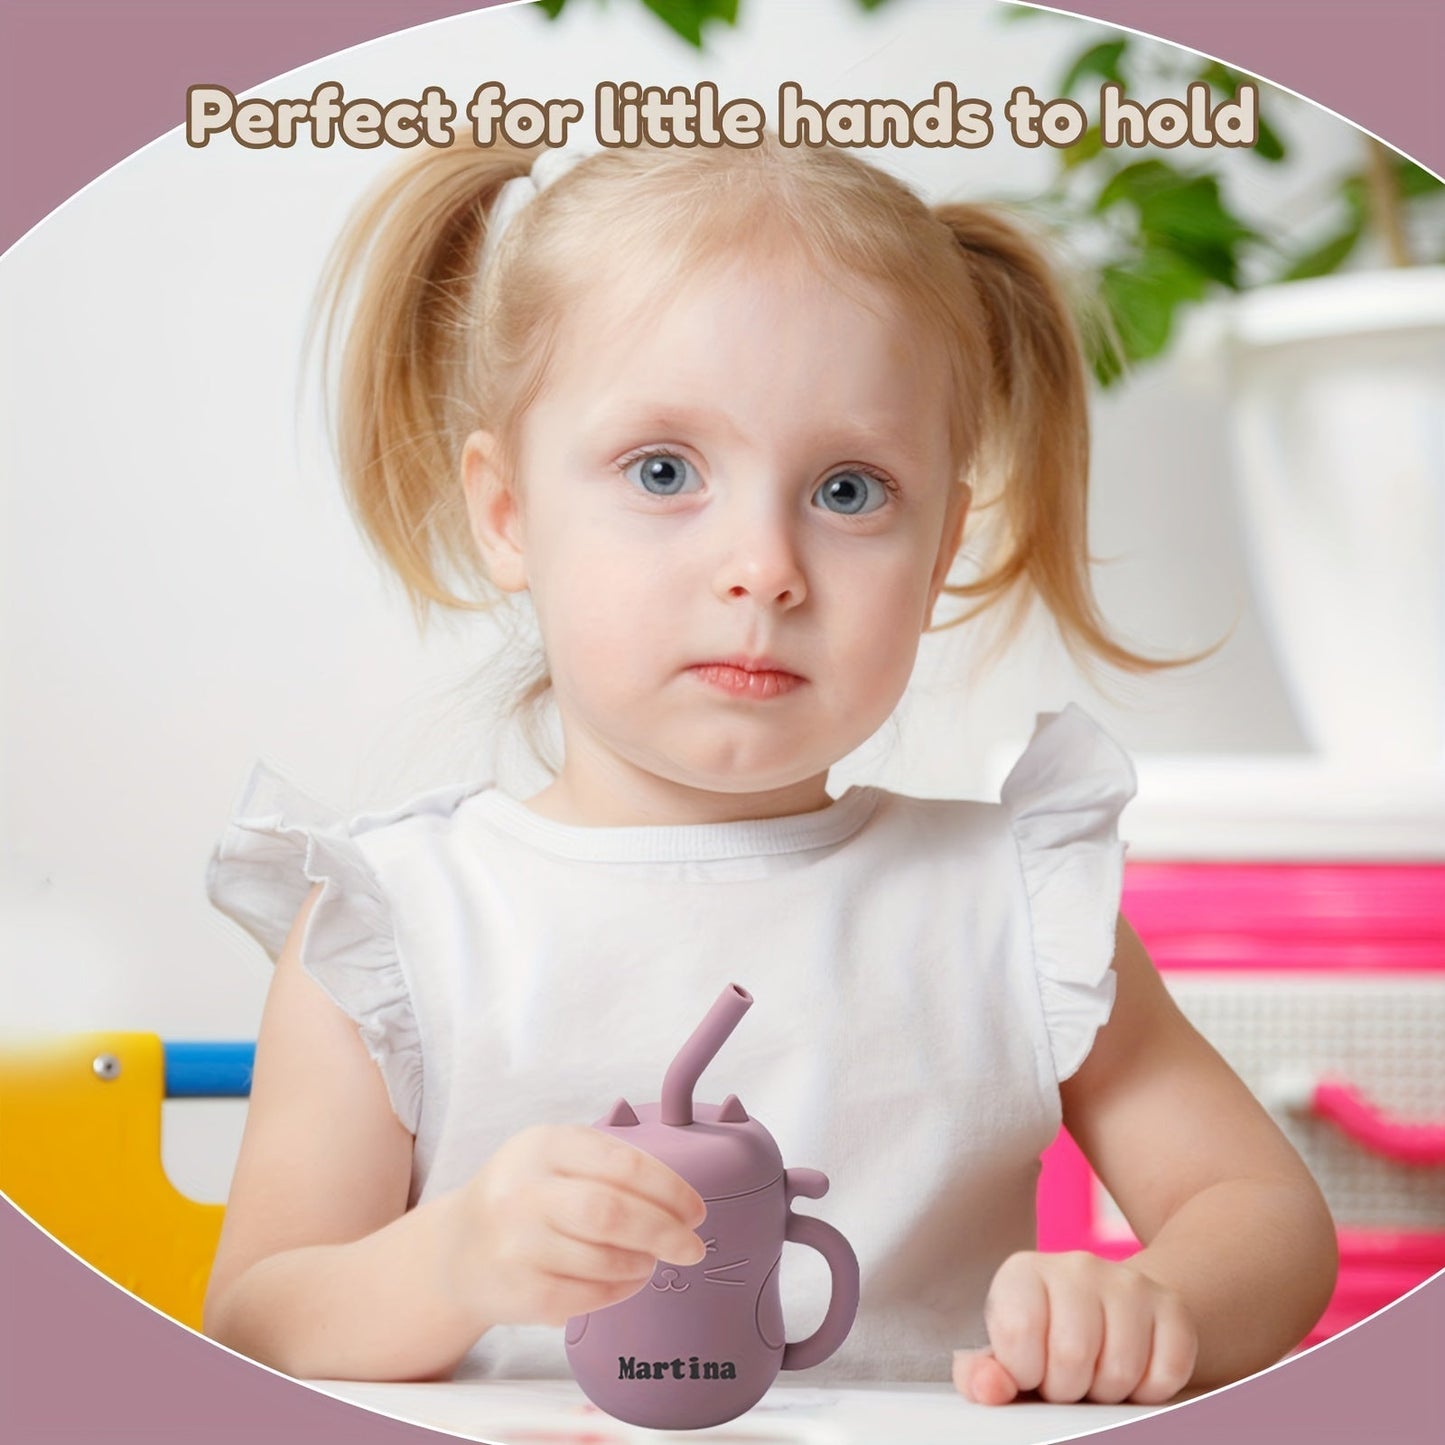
649, 1234, 751, 1295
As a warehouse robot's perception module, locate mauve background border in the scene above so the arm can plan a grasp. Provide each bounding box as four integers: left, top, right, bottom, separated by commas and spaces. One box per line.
2, 1, 1442, 1440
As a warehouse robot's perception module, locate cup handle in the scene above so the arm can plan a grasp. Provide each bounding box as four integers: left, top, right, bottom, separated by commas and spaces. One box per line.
780, 1168, 860, 1371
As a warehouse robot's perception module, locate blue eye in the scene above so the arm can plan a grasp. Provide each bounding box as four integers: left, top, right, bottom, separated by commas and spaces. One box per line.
626, 452, 700, 496
813, 470, 889, 515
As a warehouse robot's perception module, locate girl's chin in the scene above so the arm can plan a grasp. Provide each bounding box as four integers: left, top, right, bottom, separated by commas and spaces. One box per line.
559, 722, 854, 816
645, 762, 837, 812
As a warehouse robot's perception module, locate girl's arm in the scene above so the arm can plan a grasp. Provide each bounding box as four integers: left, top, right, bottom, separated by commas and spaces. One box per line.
205, 887, 708, 1382
203, 886, 487, 1380
957, 916, 1338, 1404
1067, 917, 1337, 1377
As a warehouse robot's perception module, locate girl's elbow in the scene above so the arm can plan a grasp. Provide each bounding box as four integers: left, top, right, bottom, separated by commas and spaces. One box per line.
201, 1270, 284, 1372
202, 1281, 258, 1362
1309, 1193, 1340, 1312
1286, 1175, 1339, 1345
201, 1277, 232, 1348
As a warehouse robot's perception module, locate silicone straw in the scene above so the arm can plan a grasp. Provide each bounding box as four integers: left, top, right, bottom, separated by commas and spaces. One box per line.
661, 984, 753, 1126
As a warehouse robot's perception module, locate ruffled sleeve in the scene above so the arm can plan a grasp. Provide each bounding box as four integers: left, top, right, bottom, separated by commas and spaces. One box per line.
1000, 705, 1137, 1083
205, 761, 480, 1134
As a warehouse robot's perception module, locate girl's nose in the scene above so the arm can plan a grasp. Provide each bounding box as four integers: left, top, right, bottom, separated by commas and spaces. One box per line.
713, 515, 808, 610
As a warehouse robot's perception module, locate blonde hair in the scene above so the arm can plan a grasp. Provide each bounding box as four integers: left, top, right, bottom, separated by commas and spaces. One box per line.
317, 137, 1171, 679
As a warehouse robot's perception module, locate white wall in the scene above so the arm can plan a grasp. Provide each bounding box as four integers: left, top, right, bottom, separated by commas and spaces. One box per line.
0, 0, 1362, 1198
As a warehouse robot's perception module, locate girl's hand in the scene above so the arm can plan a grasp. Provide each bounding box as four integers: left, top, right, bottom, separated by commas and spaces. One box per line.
447, 1124, 708, 1330
952, 1251, 1199, 1406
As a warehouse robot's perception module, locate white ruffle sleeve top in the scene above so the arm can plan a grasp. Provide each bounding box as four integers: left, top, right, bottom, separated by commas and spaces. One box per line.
207, 704, 1135, 1382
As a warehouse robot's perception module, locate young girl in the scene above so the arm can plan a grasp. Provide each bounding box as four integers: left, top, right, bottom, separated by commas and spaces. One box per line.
203, 136, 1336, 1405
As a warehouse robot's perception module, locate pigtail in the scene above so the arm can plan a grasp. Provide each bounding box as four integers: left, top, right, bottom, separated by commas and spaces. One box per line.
313, 142, 535, 623
934, 204, 1178, 673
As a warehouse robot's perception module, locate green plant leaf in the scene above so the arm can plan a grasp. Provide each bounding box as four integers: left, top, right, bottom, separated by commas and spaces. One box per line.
1398, 156, 1445, 198
1194, 60, 1257, 95
1089, 341, 1125, 388
1102, 165, 1252, 239
1340, 174, 1369, 223
855, 0, 899, 10
1102, 167, 1256, 287
1100, 264, 1178, 362
1191, 64, 1254, 110
534, 0, 568, 15
1060, 124, 1105, 169
1096, 250, 1212, 371
1253, 114, 1286, 162
1279, 224, 1364, 281
1176, 243, 1238, 287
1147, 231, 1242, 289
1095, 159, 1180, 213
1138, 176, 1255, 245
1058, 38, 1128, 97
1142, 248, 1212, 303
639, 0, 740, 47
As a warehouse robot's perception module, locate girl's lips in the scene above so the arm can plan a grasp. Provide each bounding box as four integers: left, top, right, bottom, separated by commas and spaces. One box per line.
688, 661, 806, 700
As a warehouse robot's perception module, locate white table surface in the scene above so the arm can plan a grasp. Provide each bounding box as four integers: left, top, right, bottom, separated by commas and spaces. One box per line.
311, 1377, 1175, 1445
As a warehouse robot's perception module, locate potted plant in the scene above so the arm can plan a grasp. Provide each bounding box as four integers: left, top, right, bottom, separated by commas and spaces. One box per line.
1021, 26, 1445, 772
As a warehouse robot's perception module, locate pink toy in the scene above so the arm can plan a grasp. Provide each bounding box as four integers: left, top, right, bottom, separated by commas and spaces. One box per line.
564, 983, 860, 1430
1039, 860, 1445, 1348
1305, 1079, 1445, 1167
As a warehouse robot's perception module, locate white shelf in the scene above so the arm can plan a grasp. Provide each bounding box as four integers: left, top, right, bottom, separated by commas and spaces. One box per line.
1124, 757, 1445, 861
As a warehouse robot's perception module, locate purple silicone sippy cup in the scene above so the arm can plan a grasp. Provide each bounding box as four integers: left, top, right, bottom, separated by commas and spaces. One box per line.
564, 983, 860, 1430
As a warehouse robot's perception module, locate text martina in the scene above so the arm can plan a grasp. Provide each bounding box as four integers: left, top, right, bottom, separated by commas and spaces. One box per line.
618, 1355, 739, 1380
186, 79, 1259, 151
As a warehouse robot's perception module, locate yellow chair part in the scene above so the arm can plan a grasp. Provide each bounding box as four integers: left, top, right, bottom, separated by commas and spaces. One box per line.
0, 1032, 224, 1331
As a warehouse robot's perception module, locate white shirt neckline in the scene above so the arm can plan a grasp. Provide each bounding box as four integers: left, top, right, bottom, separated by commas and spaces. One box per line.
469, 785, 883, 864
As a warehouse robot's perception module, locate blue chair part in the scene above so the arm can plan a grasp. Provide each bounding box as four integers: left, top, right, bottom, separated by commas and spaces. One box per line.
163, 1041, 255, 1099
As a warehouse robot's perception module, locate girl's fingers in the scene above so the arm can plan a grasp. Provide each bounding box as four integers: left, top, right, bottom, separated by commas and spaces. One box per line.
539, 1174, 707, 1267
952, 1349, 1020, 1406
1130, 1293, 1199, 1405
541, 1125, 707, 1228
1087, 1280, 1155, 1404
523, 1205, 661, 1285
528, 1269, 658, 1328
982, 1253, 1050, 1394
1039, 1270, 1105, 1404
969, 1255, 1199, 1407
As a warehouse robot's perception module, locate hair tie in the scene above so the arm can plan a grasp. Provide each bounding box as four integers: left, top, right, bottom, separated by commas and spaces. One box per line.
479, 144, 596, 276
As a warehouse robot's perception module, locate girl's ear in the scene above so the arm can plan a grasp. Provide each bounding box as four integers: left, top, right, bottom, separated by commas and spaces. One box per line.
925, 481, 971, 626
461, 430, 527, 593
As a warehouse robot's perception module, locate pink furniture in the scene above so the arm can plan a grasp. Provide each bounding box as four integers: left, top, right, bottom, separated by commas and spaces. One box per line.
1038, 862, 1445, 1346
